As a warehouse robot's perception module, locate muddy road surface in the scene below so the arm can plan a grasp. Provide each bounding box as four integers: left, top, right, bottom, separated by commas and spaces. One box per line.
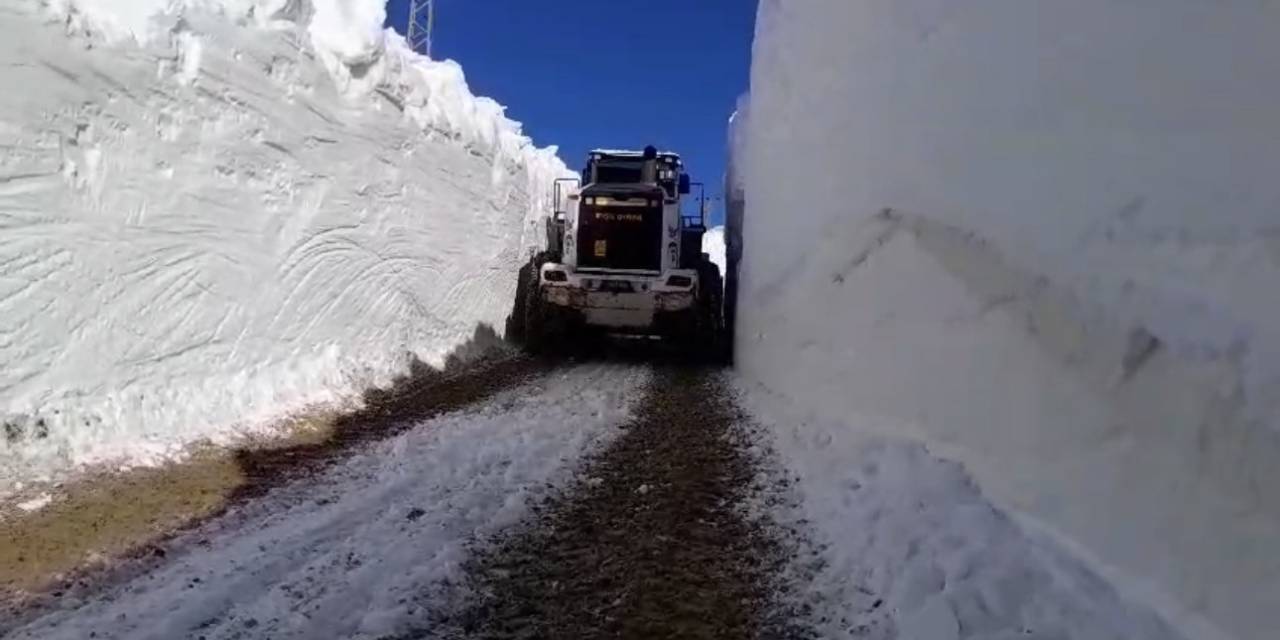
4, 361, 809, 639
433, 367, 810, 640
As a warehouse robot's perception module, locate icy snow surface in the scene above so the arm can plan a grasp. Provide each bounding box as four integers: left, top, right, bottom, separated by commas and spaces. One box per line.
0, 1, 569, 497
6, 363, 649, 640
734, 1, 1280, 639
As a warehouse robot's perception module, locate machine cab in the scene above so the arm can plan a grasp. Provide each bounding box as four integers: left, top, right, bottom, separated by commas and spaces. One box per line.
581, 147, 690, 200
565, 147, 694, 275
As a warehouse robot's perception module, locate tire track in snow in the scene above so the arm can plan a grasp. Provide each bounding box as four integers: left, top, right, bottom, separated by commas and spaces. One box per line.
5, 362, 650, 640
438, 368, 813, 640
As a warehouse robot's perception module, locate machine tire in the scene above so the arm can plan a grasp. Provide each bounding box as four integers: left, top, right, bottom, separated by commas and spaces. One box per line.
521, 251, 562, 356
693, 259, 728, 365
524, 283, 548, 355
506, 260, 536, 345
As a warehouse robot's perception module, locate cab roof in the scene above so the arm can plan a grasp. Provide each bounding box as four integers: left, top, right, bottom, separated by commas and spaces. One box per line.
589, 149, 682, 163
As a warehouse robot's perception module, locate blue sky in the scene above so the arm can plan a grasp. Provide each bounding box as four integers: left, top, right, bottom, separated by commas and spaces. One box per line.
384, 0, 757, 225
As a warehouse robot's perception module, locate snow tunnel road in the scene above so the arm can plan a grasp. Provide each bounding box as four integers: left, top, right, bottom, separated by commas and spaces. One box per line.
431, 367, 813, 640
4, 362, 650, 640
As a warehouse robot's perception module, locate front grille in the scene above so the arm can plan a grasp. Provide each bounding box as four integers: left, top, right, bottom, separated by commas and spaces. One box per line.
576, 202, 663, 271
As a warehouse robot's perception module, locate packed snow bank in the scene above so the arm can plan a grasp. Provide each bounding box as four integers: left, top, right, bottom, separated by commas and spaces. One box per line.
7, 363, 647, 639
735, 1, 1280, 639
0, 1, 568, 497
741, 386, 1184, 640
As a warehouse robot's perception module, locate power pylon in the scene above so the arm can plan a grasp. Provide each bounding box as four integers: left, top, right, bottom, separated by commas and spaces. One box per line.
408, 0, 435, 57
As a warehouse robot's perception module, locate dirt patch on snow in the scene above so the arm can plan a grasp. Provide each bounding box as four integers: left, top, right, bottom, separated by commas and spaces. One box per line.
435, 367, 814, 639
0, 346, 551, 607
0, 450, 243, 596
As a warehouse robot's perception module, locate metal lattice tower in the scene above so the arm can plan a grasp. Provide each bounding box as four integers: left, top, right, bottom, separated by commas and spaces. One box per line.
407, 0, 435, 57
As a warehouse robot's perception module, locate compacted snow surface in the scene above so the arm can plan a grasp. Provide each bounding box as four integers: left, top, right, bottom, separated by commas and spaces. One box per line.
6, 363, 648, 640
0, 0, 569, 497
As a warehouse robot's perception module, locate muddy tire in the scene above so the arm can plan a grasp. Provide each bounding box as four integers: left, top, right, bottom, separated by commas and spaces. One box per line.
693, 259, 728, 365
523, 280, 549, 355
505, 260, 536, 345
521, 252, 564, 356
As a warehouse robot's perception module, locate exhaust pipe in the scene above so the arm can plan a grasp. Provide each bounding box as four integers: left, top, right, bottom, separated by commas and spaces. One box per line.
641, 144, 658, 184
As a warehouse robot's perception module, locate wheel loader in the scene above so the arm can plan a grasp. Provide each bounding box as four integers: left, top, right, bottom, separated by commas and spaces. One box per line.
510, 146, 725, 361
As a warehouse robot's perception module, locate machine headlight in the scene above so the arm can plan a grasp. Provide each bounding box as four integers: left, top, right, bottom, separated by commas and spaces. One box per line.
544, 270, 568, 283
666, 275, 693, 288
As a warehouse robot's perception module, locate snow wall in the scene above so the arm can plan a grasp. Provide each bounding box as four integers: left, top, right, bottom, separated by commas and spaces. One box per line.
734, 2, 1280, 639
0, 1, 569, 496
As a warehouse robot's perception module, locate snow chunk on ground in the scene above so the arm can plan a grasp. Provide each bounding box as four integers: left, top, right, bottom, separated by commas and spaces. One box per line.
15, 493, 53, 513
0, 2, 570, 498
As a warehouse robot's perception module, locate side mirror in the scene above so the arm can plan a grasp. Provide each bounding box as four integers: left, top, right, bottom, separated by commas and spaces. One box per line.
678, 174, 691, 195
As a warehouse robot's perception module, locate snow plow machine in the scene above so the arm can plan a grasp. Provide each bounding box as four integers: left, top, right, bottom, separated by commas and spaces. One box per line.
509, 146, 726, 362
